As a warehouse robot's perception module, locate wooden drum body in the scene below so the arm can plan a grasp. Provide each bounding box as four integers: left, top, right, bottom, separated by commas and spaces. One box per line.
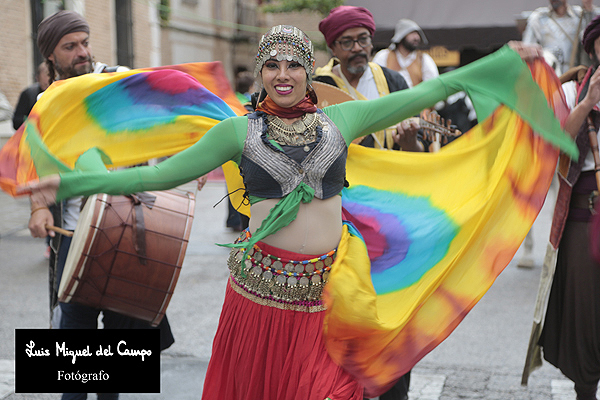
59, 190, 195, 326
312, 81, 354, 108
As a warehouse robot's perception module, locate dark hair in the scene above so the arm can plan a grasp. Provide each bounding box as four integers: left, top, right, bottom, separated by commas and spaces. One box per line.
45, 60, 57, 85
236, 71, 255, 93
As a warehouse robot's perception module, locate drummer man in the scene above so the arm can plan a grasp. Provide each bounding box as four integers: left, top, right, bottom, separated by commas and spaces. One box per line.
313, 5, 424, 152
28, 11, 174, 400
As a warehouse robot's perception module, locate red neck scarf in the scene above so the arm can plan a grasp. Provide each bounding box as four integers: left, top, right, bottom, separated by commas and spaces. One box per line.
255, 90, 318, 118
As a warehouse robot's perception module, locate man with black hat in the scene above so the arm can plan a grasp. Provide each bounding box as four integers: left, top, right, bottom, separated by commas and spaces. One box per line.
314, 5, 424, 153
28, 10, 174, 400
373, 19, 439, 89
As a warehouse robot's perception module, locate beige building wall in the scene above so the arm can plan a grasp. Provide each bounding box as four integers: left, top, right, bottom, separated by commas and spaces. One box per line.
159, 0, 260, 83
262, 11, 331, 72
1, 1, 33, 109
1, 0, 331, 108
84, 1, 116, 67
0, 0, 157, 138
161, 0, 216, 67
84, 0, 154, 69
132, 1, 153, 68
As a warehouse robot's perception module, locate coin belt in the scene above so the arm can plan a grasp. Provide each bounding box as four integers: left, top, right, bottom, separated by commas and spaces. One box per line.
226, 233, 336, 313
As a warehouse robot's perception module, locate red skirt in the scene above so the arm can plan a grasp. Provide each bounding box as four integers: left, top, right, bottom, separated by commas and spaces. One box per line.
201, 241, 363, 400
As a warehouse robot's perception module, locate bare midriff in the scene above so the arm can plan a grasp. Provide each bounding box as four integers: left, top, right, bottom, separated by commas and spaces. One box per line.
249, 195, 343, 255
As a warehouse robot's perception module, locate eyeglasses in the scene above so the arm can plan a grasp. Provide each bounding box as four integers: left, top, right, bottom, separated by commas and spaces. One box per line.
335, 36, 372, 51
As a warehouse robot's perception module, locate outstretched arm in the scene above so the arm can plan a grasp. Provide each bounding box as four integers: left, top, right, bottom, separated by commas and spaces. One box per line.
324, 44, 551, 146
21, 116, 246, 205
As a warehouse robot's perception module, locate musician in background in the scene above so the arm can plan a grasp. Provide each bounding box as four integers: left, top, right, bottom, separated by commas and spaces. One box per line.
522, 0, 599, 75
526, 15, 600, 400
234, 69, 256, 109
518, 2, 599, 269
12, 62, 50, 131
372, 19, 439, 89
28, 11, 174, 400
314, 5, 425, 153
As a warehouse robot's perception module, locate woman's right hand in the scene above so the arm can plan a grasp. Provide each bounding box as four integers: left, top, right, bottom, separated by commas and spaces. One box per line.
20, 175, 61, 238
18, 175, 61, 208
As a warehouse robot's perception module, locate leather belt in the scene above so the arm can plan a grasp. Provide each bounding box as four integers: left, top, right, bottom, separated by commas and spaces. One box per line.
570, 191, 598, 213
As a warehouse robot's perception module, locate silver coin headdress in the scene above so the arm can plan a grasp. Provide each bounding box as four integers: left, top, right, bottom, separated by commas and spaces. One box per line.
254, 25, 315, 83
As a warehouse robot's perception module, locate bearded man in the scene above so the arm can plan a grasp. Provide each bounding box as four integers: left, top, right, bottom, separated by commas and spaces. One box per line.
314, 6, 424, 152
372, 19, 438, 88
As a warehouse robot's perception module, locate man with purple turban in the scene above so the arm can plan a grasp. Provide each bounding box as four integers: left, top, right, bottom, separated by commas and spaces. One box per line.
523, 14, 600, 400
313, 5, 425, 153
30, 10, 174, 400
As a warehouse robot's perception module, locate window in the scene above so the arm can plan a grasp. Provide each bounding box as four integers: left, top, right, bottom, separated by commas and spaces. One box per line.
115, 0, 134, 68
30, 0, 65, 69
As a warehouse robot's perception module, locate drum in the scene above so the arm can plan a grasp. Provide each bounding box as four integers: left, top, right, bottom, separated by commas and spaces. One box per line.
59, 189, 195, 326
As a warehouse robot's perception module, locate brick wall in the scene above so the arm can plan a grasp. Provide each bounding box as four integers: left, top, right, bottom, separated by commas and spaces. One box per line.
85, 0, 116, 67
0, 0, 154, 139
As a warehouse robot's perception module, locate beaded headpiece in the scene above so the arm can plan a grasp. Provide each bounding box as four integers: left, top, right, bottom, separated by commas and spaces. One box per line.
255, 25, 315, 83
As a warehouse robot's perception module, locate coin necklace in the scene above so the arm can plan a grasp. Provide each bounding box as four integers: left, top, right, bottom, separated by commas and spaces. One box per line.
266, 113, 320, 152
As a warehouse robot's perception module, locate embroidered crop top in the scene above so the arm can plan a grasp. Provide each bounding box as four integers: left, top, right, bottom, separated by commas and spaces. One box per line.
240, 110, 347, 200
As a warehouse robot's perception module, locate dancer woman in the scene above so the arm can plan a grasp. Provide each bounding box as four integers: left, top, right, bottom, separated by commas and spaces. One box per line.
22, 27, 563, 400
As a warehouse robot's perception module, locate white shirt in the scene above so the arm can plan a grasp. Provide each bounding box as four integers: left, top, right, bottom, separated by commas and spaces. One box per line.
522, 5, 599, 75
356, 67, 381, 100
332, 63, 381, 100
372, 48, 439, 88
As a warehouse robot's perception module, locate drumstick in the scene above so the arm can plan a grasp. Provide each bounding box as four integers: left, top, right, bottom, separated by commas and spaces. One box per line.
45, 225, 74, 237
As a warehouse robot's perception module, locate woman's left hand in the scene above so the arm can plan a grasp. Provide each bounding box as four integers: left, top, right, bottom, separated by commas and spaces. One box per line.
508, 41, 543, 62
17, 175, 61, 207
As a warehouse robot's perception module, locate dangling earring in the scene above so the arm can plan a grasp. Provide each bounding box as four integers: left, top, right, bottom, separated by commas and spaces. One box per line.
257, 76, 268, 103
306, 83, 318, 104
